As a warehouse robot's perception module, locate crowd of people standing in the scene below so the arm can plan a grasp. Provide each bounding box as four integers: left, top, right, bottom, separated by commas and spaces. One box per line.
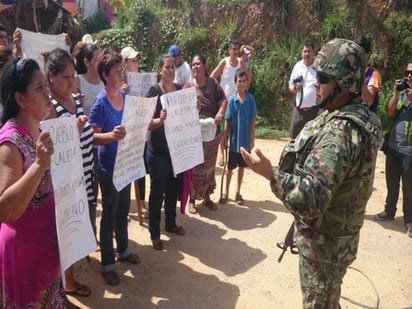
0, 21, 410, 309
0, 25, 256, 307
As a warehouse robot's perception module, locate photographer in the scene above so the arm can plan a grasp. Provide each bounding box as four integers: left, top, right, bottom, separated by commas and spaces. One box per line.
288, 39, 319, 139
376, 59, 412, 238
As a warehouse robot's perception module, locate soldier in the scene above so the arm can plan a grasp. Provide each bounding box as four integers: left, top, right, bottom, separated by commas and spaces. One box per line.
241, 38, 382, 308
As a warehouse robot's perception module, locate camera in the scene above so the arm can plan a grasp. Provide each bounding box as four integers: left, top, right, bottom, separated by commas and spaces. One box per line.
293, 76, 303, 85
396, 78, 410, 92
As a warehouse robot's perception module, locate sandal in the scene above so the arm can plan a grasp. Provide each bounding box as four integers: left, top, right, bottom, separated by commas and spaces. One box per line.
65, 283, 91, 297
118, 252, 141, 264
219, 194, 228, 205
166, 225, 186, 235
203, 199, 218, 210
235, 193, 244, 205
101, 270, 120, 286
152, 238, 163, 250
188, 202, 197, 214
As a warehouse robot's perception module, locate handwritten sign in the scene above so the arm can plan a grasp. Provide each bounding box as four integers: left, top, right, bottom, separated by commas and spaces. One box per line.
19, 28, 69, 73
113, 95, 157, 191
127, 72, 158, 97
40, 116, 96, 286
161, 87, 204, 176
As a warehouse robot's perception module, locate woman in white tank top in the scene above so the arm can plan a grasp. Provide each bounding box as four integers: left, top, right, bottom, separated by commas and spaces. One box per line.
72, 42, 104, 115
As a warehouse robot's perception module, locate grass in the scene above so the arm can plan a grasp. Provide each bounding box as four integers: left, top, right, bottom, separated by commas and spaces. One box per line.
255, 127, 289, 139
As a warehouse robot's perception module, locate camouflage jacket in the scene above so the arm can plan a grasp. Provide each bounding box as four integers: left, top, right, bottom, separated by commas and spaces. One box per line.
271, 98, 382, 263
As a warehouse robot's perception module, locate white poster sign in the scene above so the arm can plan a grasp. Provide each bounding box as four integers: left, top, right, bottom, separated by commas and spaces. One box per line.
112, 95, 157, 191
40, 116, 96, 286
127, 72, 158, 97
19, 28, 69, 72
161, 87, 203, 176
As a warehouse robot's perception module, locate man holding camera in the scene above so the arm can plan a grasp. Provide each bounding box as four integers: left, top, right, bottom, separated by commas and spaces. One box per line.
288, 39, 319, 139
376, 59, 412, 237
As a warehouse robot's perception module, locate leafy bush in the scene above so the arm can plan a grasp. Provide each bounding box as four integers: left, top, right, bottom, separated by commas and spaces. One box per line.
255, 127, 289, 139
250, 34, 304, 131
84, 10, 111, 34
98, 0, 161, 72
381, 12, 412, 78
377, 81, 396, 132
90, 0, 412, 134
96, 28, 134, 52
320, 7, 350, 40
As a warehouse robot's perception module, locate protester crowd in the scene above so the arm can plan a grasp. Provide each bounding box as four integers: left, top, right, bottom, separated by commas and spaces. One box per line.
0, 23, 411, 309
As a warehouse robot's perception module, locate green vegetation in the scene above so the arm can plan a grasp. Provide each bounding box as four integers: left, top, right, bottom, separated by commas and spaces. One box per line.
96, 0, 412, 137
320, 7, 350, 40
84, 10, 111, 34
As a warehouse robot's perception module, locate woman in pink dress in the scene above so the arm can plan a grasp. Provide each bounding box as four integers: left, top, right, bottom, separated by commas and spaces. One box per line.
0, 58, 67, 308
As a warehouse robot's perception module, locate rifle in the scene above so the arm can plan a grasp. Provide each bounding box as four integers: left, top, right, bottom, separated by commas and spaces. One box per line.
219, 146, 228, 201
277, 221, 299, 263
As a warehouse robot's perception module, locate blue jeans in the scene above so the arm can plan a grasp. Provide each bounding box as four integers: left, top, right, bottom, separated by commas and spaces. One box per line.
385, 148, 412, 224
145, 148, 180, 240
99, 171, 131, 271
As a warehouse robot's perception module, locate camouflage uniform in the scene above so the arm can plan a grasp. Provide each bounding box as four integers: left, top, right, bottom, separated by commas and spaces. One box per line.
270, 39, 382, 309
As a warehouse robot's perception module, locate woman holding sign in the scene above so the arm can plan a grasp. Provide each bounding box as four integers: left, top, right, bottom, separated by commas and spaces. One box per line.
72, 40, 104, 236
89, 49, 141, 286
43, 47, 94, 297
0, 58, 67, 307
184, 54, 227, 214
146, 54, 185, 251
119, 46, 149, 221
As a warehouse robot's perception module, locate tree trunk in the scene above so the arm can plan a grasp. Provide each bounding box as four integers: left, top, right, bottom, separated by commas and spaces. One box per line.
32, 1, 39, 32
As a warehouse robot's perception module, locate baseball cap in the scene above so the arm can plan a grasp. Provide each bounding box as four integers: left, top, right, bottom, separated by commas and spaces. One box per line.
168, 44, 181, 57
121, 46, 141, 60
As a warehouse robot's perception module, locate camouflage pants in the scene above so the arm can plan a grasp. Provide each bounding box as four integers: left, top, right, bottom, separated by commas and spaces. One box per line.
299, 254, 349, 309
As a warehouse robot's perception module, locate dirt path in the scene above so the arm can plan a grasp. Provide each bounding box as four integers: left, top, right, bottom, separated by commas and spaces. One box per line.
68, 138, 412, 309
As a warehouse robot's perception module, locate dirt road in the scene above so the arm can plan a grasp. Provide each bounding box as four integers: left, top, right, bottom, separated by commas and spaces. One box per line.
68, 138, 412, 309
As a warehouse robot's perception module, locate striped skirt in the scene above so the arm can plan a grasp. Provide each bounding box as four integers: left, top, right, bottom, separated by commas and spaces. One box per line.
191, 135, 220, 200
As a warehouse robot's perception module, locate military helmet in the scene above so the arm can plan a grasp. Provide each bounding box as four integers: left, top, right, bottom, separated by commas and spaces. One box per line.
313, 38, 365, 94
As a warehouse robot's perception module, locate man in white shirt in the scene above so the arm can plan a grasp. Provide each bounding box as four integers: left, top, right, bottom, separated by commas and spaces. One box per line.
288, 39, 319, 139
169, 44, 192, 87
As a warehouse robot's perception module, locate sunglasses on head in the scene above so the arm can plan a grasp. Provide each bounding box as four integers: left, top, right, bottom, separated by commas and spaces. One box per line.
405, 70, 412, 76
316, 71, 332, 84
14, 58, 30, 77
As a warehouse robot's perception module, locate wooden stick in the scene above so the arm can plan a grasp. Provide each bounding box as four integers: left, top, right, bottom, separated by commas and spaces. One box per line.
133, 180, 143, 226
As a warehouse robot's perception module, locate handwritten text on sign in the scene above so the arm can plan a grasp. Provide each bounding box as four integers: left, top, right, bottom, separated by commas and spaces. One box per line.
113, 95, 157, 191
161, 87, 204, 176
40, 116, 96, 286
127, 72, 158, 97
